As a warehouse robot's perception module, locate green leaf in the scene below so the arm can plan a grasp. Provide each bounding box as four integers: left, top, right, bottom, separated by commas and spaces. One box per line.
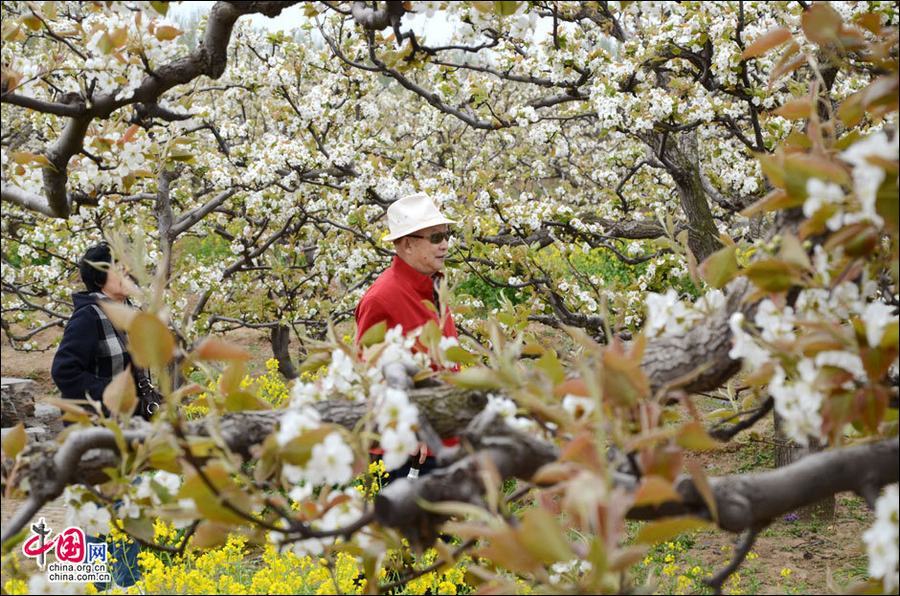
109, 26, 128, 48
801, 3, 842, 46
224, 390, 271, 412
772, 98, 812, 120
744, 259, 805, 292
178, 463, 250, 525
192, 337, 251, 362
757, 152, 785, 188
1, 423, 26, 460
22, 15, 42, 31
476, 529, 541, 575
676, 421, 724, 451
634, 517, 711, 544
103, 368, 137, 417
495, 1, 520, 16
699, 245, 738, 289
419, 318, 441, 346
445, 367, 502, 390
416, 500, 497, 523
779, 232, 812, 270
784, 153, 850, 187
633, 475, 682, 507
121, 516, 155, 544
519, 507, 574, 564
535, 349, 565, 385
838, 90, 865, 127
129, 312, 175, 369
147, 440, 181, 474
741, 27, 792, 60
299, 350, 331, 376
876, 173, 899, 234
359, 321, 386, 347
281, 427, 335, 467
601, 338, 649, 407
154, 25, 181, 41
445, 345, 477, 366
97, 31, 114, 54
219, 361, 246, 396
191, 521, 230, 548
149, 1, 169, 16
167, 148, 195, 163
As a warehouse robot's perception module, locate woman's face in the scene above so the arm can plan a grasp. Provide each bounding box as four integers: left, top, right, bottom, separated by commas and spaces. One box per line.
101, 265, 136, 302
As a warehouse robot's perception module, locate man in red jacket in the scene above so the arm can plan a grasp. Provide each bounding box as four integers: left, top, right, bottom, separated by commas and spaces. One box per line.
355, 192, 458, 479
355, 192, 458, 344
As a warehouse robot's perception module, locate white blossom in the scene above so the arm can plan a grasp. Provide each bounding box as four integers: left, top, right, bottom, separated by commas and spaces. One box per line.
862, 301, 897, 348
275, 407, 322, 447
863, 483, 899, 593
814, 350, 867, 382
729, 313, 771, 369
380, 426, 418, 471
67, 501, 112, 536
769, 361, 824, 446
841, 132, 897, 229
305, 432, 355, 486
562, 394, 596, 419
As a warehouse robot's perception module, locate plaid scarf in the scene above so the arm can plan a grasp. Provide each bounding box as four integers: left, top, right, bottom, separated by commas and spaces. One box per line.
88, 292, 129, 380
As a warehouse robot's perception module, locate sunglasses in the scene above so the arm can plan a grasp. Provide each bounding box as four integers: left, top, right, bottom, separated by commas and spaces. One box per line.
408, 231, 452, 244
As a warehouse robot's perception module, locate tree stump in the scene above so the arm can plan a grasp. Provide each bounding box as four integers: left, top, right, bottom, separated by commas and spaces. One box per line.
773, 411, 835, 521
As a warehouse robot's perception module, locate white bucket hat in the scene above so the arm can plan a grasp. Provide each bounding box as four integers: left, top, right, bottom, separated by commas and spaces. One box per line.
384, 192, 456, 241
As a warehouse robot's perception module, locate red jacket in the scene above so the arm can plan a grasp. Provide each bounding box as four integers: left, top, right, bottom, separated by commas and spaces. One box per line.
355, 255, 458, 344
355, 255, 460, 455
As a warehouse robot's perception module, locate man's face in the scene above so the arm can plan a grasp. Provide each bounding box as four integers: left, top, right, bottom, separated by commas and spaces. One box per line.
397, 224, 450, 276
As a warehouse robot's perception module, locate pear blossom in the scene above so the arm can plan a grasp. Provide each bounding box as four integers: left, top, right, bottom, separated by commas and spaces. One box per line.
863, 484, 899, 593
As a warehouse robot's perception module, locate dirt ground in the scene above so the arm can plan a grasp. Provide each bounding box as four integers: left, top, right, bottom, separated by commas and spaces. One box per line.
1, 327, 877, 594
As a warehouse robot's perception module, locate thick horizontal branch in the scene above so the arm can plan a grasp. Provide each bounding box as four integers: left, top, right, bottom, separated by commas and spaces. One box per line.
0, 182, 58, 217
629, 437, 900, 532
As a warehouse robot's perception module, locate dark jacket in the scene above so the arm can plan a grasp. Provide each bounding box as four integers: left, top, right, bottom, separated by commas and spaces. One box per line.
51, 292, 137, 414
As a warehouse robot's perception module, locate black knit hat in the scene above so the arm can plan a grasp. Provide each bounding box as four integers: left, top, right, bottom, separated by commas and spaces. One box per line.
79, 242, 112, 292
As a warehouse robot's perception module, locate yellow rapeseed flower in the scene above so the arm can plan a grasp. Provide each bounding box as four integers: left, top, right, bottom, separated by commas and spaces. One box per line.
2, 579, 26, 595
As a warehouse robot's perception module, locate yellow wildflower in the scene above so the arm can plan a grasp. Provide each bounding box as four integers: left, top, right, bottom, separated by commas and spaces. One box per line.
3, 579, 27, 595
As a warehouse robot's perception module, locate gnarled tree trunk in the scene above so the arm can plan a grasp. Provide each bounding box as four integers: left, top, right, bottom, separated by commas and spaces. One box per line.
271, 324, 298, 379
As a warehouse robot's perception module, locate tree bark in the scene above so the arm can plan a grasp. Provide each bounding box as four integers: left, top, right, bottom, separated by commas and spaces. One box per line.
271, 325, 298, 379
665, 130, 723, 262
642, 279, 750, 394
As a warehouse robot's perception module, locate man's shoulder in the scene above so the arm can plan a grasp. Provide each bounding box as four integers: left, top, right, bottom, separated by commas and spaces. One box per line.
361, 266, 400, 299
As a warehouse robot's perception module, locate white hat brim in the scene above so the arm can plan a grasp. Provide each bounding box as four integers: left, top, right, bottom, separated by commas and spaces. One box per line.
384, 215, 457, 241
